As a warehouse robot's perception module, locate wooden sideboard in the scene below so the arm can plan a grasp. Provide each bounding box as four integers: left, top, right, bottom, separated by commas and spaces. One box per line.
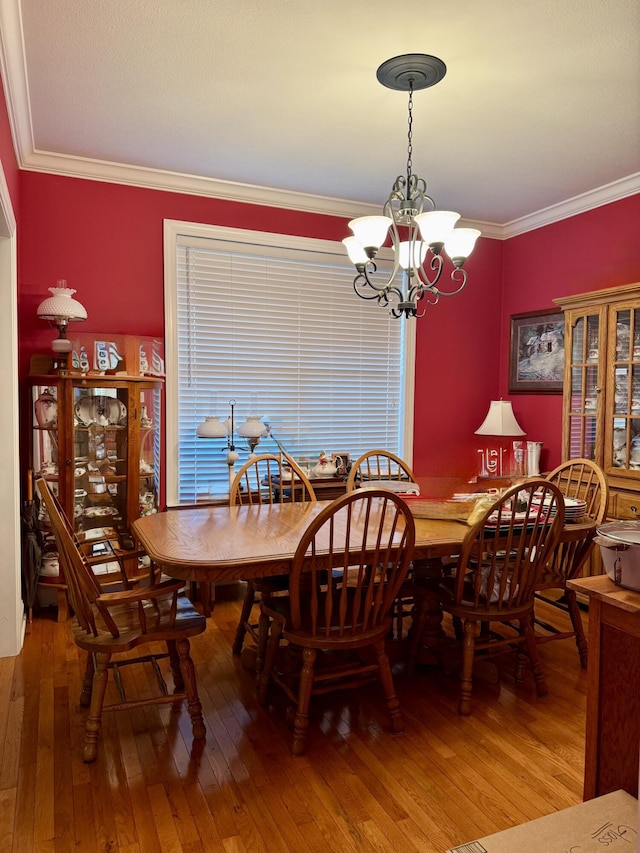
567, 574, 640, 800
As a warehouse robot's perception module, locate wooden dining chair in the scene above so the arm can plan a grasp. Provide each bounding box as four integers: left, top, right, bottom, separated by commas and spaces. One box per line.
346, 449, 415, 491
347, 449, 417, 639
256, 488, 416, 755
230, 452, 317, 657
534, 458, 609, 667
36, 478, 206, 762
38, 480, 151, 592
410, 480, 565, 715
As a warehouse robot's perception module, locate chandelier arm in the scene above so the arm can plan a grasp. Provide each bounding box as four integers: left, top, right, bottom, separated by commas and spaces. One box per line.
424, 266, 469, 298
412, 252, 444, 293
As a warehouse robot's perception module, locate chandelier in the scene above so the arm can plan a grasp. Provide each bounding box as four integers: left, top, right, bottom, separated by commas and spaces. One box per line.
342, 54, 481, 319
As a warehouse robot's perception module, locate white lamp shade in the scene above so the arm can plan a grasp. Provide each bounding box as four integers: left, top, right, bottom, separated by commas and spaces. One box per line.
196, 416, 229, 438
347, 216, 392, 251
396, 240, 428, 271
414, 210, 460, 246
342, 236, 369, 266
37, 281, 87, 322
445, 228, 481, 263
237, 416, 266, 439
475, 400, 526, 436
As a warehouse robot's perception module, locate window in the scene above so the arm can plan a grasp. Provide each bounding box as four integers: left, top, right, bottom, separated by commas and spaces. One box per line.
164, 220, 414, 504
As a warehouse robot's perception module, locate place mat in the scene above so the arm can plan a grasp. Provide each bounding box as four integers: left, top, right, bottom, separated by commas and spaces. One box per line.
399, 494, 483, 524
358, 480, 420, 495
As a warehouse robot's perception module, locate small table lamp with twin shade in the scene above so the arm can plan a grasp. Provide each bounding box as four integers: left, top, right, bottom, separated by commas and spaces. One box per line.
475, 400, 528, 478
196, 399, 267, 493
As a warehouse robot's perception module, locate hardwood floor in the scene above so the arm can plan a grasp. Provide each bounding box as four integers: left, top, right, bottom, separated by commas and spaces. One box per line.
1, 588, 587, 852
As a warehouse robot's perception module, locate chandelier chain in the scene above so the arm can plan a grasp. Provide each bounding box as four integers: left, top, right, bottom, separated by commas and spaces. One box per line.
406, 81, 413, 181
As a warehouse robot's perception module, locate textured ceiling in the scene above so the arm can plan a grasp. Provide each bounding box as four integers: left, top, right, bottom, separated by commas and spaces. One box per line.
2, 0, 640, 230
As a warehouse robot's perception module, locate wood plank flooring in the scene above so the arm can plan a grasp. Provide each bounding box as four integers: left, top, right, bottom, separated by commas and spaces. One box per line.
1, 588, 587, 852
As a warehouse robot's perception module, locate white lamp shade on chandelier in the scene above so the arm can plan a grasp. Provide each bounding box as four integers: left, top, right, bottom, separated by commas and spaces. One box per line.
475, 400, 526, 437
342, 54, 481, 319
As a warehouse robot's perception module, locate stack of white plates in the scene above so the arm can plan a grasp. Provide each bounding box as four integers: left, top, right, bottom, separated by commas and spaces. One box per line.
533, 495, 587, 522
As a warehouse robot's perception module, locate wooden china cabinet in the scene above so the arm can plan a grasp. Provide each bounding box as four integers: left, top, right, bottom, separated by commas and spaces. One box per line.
27, 369, 163, 618
555, 282, 640, 526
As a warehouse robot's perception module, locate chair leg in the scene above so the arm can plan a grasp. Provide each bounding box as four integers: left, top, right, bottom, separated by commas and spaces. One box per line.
406, 591, 428, 675
292, 647, 316, 756
255, 608, 271, 683
232, 581, 256, 655
459, 619, 476, 716
83, 651, 110, 763
167, 639, 184, 691
521, 612, 548, 697
452, 616, 464, 641
80, 652, 94, 707
565, 588, 588, 668
257, 616, 283, 706
374, 639, 403, 735
176, 637, 206, 740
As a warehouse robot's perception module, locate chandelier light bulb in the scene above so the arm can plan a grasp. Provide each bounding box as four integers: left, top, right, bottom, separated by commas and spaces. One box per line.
347, 216, 392, 254
414, 210, 460, 249
342, 236, 369, 267
396, 240, 428, 271
444, 228, 482, 266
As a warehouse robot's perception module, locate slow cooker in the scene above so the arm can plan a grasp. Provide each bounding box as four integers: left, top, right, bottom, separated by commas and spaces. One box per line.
595, 520, 640, 592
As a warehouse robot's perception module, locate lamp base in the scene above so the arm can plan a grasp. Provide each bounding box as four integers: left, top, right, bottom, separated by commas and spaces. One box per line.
51, 335, 72, 373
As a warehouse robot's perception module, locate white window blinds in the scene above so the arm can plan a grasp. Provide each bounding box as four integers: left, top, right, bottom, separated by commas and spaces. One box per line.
164, 221, 414, 505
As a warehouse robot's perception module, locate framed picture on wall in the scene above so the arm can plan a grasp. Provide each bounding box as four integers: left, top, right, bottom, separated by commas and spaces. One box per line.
509, 310, 565, 393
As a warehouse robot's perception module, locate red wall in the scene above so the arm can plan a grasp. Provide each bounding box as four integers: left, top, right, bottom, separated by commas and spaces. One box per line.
18, 172, 351, 372
500, 195, 640, 472
13, 153, 640, 486
413, 235, 503, 479
18, 171, 503, 484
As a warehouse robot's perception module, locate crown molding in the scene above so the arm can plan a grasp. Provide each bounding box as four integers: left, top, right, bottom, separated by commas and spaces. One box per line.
0, 0, 33, 166
502, 172, 640, 238
0, 0, 636, 243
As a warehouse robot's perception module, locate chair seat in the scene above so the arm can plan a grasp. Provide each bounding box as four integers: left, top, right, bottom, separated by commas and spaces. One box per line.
74, 592, 206, 653
263, 594, 393, 651
439, 572, 529, 615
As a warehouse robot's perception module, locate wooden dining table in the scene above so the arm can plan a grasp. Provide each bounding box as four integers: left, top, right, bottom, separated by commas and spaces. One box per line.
132, 499, 597, 656
132, 500, 470, 584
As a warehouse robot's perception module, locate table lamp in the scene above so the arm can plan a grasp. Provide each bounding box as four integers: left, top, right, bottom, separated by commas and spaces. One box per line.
196, 400, 267, 491
475, 400, 526, 477
36, 281, 87, 373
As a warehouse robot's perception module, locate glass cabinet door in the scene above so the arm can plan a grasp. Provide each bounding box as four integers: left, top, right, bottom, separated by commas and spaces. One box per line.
72, 383, 129, 534
138, 384, 161, 516
32, 384, 60, 489
606, 304, 640, 476
566, 311, 602, 461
